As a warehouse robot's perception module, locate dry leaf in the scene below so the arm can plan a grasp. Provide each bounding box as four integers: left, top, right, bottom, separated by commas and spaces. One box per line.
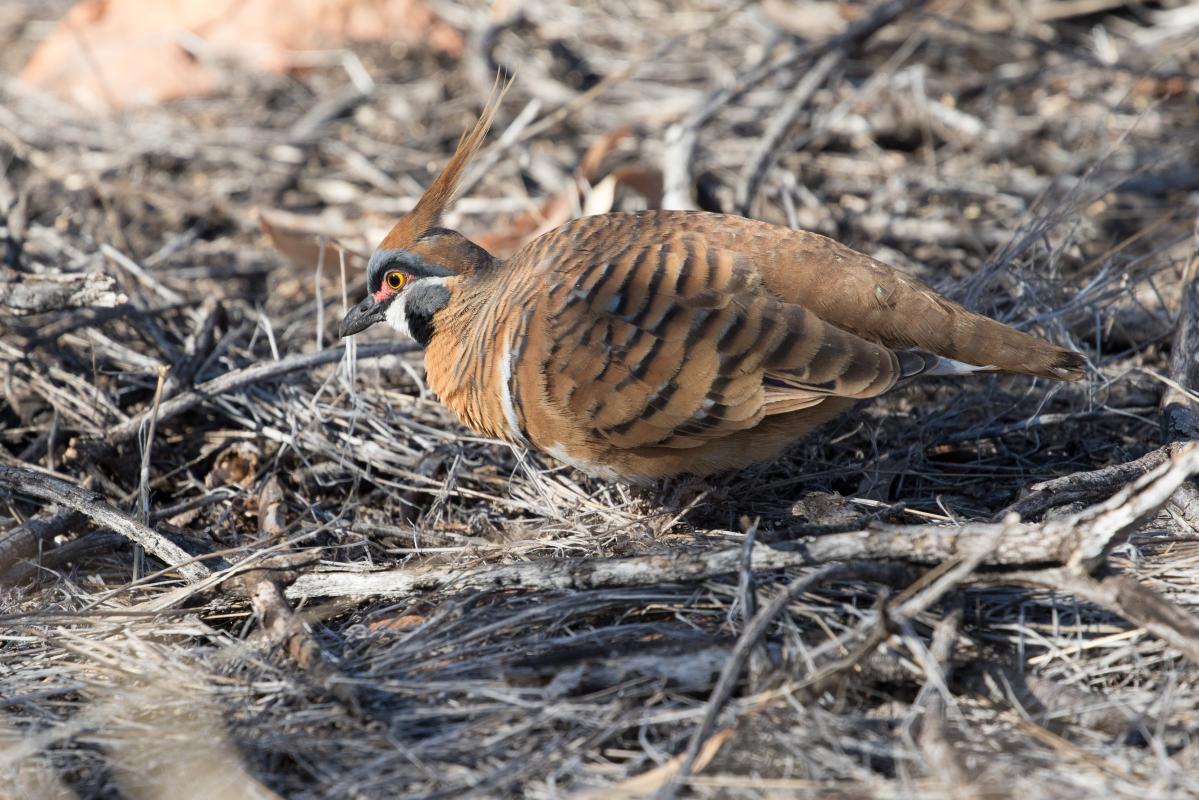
476, 128, 663, 257
572, 728, 733, 799
369, 613, 427, 632
257, 208, 370, 271
20, 0, 464, 111
206, 441, 261, 489
760, 0, 856, 38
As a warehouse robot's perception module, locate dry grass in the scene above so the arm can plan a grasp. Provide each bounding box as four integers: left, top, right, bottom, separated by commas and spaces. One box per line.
3, 0, 1199, 797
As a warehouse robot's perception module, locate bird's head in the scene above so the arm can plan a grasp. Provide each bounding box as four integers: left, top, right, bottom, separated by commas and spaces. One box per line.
337, 243, 454, 343
339, 79, 507, 344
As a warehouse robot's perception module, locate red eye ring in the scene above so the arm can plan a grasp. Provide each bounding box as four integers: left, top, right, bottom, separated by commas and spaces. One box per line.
386, 271, 406, 290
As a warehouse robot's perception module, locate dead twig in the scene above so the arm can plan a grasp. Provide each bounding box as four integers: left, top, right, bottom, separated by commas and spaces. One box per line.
0, 266, 126, 315
1161, 211, 1199, 443
290, 442, 1199, 602
733, 50, 842, 216
135, 365, 170, 580
102, 341, 416, 446
984, 569, 1199, 666
223, 476, 357, 710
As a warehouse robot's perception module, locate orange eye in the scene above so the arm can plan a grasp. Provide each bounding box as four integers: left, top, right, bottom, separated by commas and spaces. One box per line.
386, 271, 406, 290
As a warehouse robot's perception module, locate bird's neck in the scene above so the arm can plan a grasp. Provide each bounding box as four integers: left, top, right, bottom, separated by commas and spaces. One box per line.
422, 272, 518, 441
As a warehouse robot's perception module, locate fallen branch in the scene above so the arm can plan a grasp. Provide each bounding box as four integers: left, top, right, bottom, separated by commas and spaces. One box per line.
0, 465, 209, 581
657, 441, 1199, 795
1168, 482, 1199, 531
3, 531, 128, 584
289, 443, 1199, 601
997, 441, 1187, 522
1, 484, 237, 585
0, 266, 126, 315
1062, 443, 1199, 572
0, 507, 82, 581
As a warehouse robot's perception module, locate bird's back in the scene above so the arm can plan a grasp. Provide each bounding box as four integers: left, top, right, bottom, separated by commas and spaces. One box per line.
514, 210, 1082, 379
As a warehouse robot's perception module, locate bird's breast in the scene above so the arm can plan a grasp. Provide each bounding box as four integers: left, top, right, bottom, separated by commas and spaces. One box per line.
421, 286, 532, 446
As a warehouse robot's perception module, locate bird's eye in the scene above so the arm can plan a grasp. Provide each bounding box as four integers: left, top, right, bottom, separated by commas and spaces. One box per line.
386, 271, 406, 290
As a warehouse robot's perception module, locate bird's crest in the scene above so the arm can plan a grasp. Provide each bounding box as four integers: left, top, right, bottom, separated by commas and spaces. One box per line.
379, 79, 510, 251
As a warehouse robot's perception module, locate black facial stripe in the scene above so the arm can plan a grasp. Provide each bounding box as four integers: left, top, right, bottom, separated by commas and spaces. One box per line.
403, 280, 452, 347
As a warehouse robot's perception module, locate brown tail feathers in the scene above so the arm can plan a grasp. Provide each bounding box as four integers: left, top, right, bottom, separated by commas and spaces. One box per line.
744, 224, 1088, 381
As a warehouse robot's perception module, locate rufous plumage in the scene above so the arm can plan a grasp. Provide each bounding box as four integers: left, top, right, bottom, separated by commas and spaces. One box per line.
340, 88, 1085, 483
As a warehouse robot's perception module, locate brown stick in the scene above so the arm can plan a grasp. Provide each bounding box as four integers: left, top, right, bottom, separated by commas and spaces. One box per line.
224, 476, 358, 709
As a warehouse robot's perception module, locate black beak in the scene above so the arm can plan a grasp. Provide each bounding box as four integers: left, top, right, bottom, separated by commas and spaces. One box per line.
339, 295, 386, 338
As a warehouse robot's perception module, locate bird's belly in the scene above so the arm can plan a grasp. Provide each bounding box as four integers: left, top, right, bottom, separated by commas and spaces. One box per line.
541, 441, 627, 482
545, 398, 856, 483
426, 345, 852, 482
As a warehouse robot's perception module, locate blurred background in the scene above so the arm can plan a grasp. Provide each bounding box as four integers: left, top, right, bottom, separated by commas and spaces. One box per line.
4, 0, 1195, 289
3, 1, 1199, 798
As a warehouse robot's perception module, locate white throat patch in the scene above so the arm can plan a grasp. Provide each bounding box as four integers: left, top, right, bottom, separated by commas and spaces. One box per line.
383, 276, 449, 340
384, 293, 411, 339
